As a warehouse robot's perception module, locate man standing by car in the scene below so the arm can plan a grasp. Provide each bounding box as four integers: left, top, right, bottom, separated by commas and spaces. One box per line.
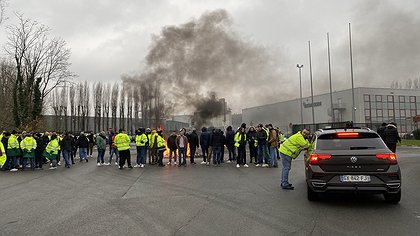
279, 129, 310, 190
384, 122, 401, 153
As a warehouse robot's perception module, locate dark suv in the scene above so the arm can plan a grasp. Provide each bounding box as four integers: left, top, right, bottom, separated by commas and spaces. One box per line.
305, 128, 401, 203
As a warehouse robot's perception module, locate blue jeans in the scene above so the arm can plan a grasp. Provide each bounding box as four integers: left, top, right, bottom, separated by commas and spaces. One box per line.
97, 149, 105, 164
213, 146, 221, 165
10, 156, 17, 169
280, 153, 292, 187
257, 145, 269, 164
109, 148, 119, 163
63, 150, 71, 167
201, 145, 208, 162
139, 146, 147, 165
270, 146, 278, 167
79, 148, 88, 160
168, 149, 177, 163
22, 158, 35, 170
179, 147, 187, 164
227, 145, 235, 161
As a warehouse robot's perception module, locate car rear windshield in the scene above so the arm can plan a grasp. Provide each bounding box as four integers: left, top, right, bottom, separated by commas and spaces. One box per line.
316, 133, 387, 150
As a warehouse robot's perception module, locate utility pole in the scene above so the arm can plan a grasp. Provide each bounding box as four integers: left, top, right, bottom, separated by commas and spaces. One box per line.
349, 23, 356, 123
297, 64, 304, 125
327, 32, 335, 123
308, 40, 315, 125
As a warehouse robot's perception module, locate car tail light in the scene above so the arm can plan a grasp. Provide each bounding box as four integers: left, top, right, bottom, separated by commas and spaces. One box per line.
336, 132, 359, 138
309, 153, 331, 165
376, 153, 397, 164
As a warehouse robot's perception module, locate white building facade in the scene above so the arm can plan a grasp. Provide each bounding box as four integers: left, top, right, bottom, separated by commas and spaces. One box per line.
242, 87, 420, 134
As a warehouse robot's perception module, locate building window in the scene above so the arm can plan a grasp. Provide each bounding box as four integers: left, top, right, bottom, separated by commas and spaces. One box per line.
364, 109, 371, 117
387, 95, 394, 102
387, 102, 394, 109
364, 94, 370, 102
375, 95, 382, 102
399, 96, 405, 103
411, 110, 417, 117
377, 109, 383, 117
400, 124, 407, 133
400, 109, 406, 118
388, 109, 394, 117
410, 96, 416, 103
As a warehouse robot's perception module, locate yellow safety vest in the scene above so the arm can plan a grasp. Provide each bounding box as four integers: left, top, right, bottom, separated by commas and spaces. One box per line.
234, 132, 246, 147
45, 139, 60, 155
279, 131, 309, 159
20, 137, 37, 151
8, 134, 19, 149
0, 142, 6, 167
135, 134, 148, 147
114, 133, 131, 151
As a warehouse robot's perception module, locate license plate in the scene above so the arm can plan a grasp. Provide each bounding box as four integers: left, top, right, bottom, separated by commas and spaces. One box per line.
340, 175, 371, 182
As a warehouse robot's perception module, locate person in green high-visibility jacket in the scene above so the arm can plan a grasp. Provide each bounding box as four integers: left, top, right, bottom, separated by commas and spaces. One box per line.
0, 141, 6, 169
135, 128, 148, 168
7, 130, 21, 172
44, 134, 60, 170
20, 132, 37, 171
278, 129, 310, 190
114, 129, 133, 169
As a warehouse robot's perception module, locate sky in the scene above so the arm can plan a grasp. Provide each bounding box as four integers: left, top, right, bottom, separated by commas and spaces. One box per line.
1, 0, 420, 112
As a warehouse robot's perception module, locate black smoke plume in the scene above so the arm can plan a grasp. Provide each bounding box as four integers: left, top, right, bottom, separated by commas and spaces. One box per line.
123, 9, 281, 127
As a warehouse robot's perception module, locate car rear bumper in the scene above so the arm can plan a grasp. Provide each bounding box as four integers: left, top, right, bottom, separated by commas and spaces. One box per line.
306, 164, 401, 194
308, 180, 401, 194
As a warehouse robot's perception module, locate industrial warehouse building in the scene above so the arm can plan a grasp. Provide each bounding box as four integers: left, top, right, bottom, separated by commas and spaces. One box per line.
242, 87, 420, 134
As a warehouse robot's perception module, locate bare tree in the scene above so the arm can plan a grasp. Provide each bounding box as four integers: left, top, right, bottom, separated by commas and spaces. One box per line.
0, 58, 16, 130
119, 85, 126, 129
126, 87, 134, 134
111, 83, 119, 129
4, 14, 74, 127
93, 82, 103, 132
69, 84, 77, 132
102, 83, 111, 131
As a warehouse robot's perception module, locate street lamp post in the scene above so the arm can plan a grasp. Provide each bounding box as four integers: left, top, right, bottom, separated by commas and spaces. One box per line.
297, 64, 304, 125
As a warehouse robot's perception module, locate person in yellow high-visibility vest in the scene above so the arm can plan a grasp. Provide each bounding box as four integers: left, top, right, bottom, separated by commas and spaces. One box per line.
278, 129, 310, 190
0, 140, 6, 169
44, 134, 60, 170
135, 128, 148, 168
20, 132, 37, 170
7, 130, 21, 172
114, 129, 132, 169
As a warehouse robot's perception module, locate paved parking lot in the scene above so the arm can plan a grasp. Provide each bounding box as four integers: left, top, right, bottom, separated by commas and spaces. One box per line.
0, 147, 419, 235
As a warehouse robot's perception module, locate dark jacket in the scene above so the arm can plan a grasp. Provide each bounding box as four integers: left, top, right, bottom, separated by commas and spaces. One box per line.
200, 129, 210, 148
247, 130, 258, 147
257, 129, 268, 145
377, 125, 386, 140
87, 133, 95, 144
167, 134, 178, 150
77, 134, 89, 148
226, 130, 235, 146
211, 130, 223, 148
61, 135, 74, 151
189, 131, 199, 148
384, 124, 401, 144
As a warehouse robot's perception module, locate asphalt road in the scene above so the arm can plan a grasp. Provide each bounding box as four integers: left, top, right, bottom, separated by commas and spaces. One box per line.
0, 147, 419, 236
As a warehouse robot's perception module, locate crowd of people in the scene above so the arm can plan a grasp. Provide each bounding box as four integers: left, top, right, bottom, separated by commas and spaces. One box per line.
0, 123, 287, 172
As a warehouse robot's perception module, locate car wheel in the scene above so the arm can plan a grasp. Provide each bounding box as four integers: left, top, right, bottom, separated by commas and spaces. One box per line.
384, 191, 401, 204
307, 185, 318, 201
